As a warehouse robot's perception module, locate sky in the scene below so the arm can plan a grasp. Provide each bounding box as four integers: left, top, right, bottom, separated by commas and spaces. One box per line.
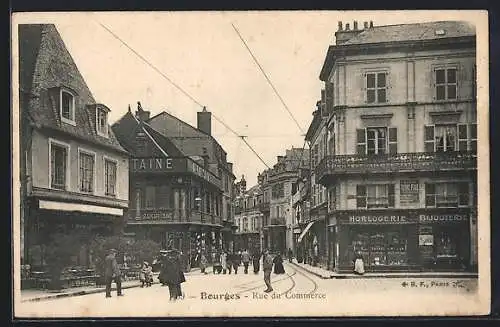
13, 11, 482, 186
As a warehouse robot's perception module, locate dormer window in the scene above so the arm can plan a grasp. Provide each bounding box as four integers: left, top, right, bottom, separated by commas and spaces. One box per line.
60, 89, 75, 125
96, 106, 108, 137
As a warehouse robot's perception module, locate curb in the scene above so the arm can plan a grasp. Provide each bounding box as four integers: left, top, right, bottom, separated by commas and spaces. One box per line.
290, 262, 478, 280
22, 268, 205, 303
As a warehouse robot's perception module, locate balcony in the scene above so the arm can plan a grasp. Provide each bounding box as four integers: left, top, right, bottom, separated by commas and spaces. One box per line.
128, 208, 222, 225
316, 151, 477, 185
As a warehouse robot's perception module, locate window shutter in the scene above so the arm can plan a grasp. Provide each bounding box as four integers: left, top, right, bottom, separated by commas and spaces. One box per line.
432, 68, 436, 100
424, 125, 435, 152
362, 72, 367, 103
389, 127, 398, 154
356, 185, 367, 208
384, 71, 390, 103
469, 123, 477, 152
458, 124, 468, 152
388, 184, 395, 207
425, 183, 435, 207
356, 129, 366, 155
458, 182, 469, 206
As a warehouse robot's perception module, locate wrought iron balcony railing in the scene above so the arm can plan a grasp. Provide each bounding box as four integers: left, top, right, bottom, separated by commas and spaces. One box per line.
315, 151, 477, 185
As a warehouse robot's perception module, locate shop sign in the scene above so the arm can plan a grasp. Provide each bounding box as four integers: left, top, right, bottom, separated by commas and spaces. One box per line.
345, 214, 413, 224
419, 214, 468, 223
131, 158, 184, 172
419, 234, 434, 246
400, 180, 419, 205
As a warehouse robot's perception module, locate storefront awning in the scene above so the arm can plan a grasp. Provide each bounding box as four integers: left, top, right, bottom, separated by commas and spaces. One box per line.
38, 200, 123, 216
297, 221, 315, 243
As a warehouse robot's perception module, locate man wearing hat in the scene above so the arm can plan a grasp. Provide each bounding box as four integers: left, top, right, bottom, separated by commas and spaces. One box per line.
104, 248, 123, 298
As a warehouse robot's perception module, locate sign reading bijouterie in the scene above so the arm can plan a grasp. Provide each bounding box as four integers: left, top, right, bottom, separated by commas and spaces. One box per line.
419, 214, 468, 223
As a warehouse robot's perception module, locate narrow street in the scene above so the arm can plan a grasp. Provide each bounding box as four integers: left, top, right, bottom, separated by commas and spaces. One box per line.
17, 262, 481, 317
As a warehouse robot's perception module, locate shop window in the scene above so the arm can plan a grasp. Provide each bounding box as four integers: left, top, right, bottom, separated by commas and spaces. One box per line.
104, 159, 117, 196
365, 72, 388, 104
356, 184, 395, 209
50, 140, 69, 190
434, 67, 457, 100
357, 127, 397, 155
350, 228, 408, 267
425, 182, 469, 207
435, 231, 458, 259
78, 150, 95, 193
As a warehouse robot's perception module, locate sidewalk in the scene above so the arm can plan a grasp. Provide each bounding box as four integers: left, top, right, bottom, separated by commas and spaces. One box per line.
20, 268, 205, 303
290, 261, 478, 279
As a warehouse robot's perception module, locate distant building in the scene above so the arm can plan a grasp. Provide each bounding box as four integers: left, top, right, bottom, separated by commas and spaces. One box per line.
233, 179, 264, 254
19, 24, 129, 268
262, 148, 309, 254
311, 20, 477, 273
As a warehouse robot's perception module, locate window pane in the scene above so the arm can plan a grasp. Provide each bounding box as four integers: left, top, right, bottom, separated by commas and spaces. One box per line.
458, 125, 467, 139
367, 90, 376, 103
424, 142, 434, 152
447, 68, 457, 83
425, 126, 434, 141
357, 144, 366, 155
356, 185, 366, 196
458, 183, 469, 206
61, 92, 72, 119
377, 88, 387, 103
447, 85, 457, 99
377, 73, 386, 87
436, 85, 446, 100
389, 128, 397, 142
458, 140, 468, 151
470, 123, 477, 139
51, 145, 67, 189
436, 69, 445, 84
367, 74, 376, 88
470, 140, 477, 152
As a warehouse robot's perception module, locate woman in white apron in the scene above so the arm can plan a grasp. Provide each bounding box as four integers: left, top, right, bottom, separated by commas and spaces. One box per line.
353, 251, 365, 275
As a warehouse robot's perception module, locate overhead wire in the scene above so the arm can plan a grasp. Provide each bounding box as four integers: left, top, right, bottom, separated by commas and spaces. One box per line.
95, 20, 271, 169
231, 23, 306, 135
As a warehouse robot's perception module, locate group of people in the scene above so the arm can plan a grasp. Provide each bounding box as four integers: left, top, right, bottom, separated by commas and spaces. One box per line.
208, 248, 286, 276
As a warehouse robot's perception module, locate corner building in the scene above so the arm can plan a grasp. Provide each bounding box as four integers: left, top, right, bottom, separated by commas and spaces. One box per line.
315, 21, 477, 273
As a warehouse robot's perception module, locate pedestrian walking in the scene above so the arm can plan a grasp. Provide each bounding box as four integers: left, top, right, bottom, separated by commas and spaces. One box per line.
252, 250, 261, 274
273, 252, 285, 274
288, 248, 293, 263
164, 249, 186, 300
199, 252, 208, 274
227, 251, 234, 274
213, 251, 223, 274
158, 250, 168, 286
241, 249, 251, 274
353, 251, 365, 275
104, 248, 123, 298
221, 251, 228, 274
262, 249, 274, 293
233, 251, 241, 274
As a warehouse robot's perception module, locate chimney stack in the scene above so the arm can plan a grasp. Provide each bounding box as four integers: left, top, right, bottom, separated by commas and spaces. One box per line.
337, 21, 343, 31
370, 21, 374, 28
353, 21, 358, 30
197, 106, 212, 135
345, 23, 350, 31
135, 101, 150, 121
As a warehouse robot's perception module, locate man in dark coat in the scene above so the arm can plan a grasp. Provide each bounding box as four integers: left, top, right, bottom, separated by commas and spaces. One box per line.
104, 249, 123, 298
232, 251, 241, 274
252, 250, 261, 274
164, 249, 185, 300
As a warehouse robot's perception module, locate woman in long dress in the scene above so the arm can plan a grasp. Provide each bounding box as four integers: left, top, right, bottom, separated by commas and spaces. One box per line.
353, 251, 365, 275
273, 252, 285, 274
